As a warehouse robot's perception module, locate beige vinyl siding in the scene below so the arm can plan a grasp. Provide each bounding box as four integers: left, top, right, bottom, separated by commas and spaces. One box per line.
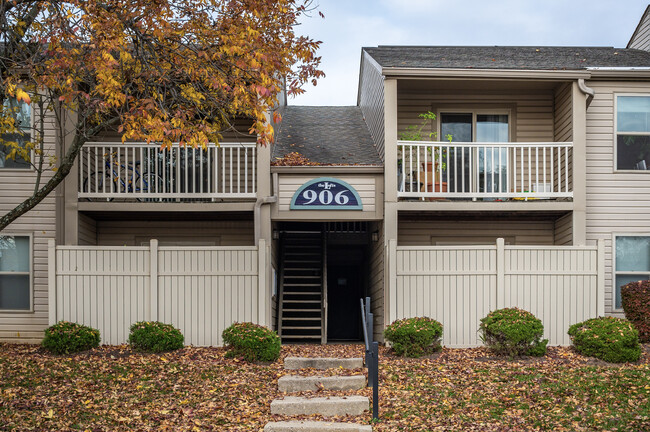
398, 218, 556, 246
628, 8, 650, 51
359, 51, 385, 161
95, 219, 254, 246
397, 88, 555, 143
78, 213, 97, 245
0, 105, 57, 343
276, 174, 382, 219
584, 80, 650, 315
554, 83, 573, 142
554, 213, 573, 246
369, 221, 384, 340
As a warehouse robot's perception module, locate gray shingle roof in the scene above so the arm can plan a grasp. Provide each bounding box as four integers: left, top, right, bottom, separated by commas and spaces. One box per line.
272, 106, 382, 165
363, 46, 650, 70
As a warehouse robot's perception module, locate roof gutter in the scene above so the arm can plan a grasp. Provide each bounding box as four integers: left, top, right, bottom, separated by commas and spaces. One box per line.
380, 67, 592, 80
586, 67, 650, 78
578, 78, 595, 107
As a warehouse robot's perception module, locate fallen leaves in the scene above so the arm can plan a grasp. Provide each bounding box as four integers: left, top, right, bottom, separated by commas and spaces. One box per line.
0, 343, 648, 431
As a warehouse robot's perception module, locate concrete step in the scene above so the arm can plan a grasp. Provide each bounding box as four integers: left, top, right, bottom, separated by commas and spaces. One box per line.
278, 375, 366, 392
270, 396, 369, 417
284, 357, 364, 370
264, 421, 372, 432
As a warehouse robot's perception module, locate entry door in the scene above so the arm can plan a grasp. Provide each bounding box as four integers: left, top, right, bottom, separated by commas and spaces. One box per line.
327, 264, 362, 341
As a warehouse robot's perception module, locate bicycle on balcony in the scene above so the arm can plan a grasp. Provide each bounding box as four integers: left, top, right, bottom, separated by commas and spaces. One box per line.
81, 152, 169, 201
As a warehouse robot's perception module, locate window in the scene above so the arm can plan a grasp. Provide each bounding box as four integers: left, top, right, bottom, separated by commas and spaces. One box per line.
440, 112, 510, 193
614, 235, 650, 310
0, 97, 31, 169
616, 95, 650, 171
0, 235, 31, 311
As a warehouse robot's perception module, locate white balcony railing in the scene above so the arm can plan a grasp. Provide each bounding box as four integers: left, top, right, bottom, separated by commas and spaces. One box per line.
78, 142, 256, 200
397, 141, 573, 200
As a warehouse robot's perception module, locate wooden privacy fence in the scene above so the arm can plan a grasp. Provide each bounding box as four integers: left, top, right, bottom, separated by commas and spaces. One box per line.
388, 238, 605, 347
48, 239, 269, 346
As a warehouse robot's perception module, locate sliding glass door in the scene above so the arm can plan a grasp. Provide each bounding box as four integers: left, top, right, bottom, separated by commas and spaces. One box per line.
440, 112, 509, 195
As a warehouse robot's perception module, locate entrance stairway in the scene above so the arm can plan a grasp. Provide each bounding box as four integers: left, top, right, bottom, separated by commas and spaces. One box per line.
278, 230, 325, 343
264, 356, 371, 432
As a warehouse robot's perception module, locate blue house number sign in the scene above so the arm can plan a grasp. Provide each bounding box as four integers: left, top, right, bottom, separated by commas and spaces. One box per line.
290, 177, 362, 210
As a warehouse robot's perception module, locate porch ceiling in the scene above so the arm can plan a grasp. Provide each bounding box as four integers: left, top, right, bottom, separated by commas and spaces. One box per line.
398, 210, 571, 222
398, 78, 564, 93
81, 210, 253, 222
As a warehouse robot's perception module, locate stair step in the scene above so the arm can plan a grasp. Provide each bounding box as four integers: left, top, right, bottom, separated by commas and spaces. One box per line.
283, 292, 321, 296
282, 300, 321, 304
264, 421, 372, 432
282, 333, 321, 339
284, 357, 364, 370
270, 396, 369, 417
282, 326, 322, 330
282, 317, 321, 321
278, 375, 366, 392
283, 283, 321, 287
284, 260, 321, 263
284, 276, 321, 279
282, 309, 321, 313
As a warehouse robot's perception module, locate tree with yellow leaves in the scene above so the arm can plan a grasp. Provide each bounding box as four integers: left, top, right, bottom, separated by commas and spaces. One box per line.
0, 0, 323, 230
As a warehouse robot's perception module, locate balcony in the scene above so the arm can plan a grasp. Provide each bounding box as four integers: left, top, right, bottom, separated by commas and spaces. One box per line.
397, 141, 573, 200
78, 142, 256, 201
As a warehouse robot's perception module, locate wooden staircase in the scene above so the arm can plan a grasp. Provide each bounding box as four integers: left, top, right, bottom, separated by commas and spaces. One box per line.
278, 230, 326, 344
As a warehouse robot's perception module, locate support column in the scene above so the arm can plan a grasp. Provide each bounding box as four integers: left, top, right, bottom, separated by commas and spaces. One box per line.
383, 78, 398, 328
571, 81, 587, 246
62, 110, 79, 245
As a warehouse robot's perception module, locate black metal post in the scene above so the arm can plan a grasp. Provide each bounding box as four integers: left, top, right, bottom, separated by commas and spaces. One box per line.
371, 341, 379, 420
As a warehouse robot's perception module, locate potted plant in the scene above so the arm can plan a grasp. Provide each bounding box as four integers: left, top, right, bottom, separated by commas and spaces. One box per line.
398, 111, 451, 194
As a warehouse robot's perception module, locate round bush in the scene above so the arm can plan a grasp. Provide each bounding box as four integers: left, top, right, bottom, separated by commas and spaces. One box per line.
128, 321, 184, 352
42, 321, 100, 354
479, 308, 548, 357
384, 317, 443, 357
568, 316, 641, 363
621, 280, 650, 342
222, 322, 280, 362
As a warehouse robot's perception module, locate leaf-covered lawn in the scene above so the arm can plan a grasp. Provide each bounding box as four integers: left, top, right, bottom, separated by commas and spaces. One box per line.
1, 343, 648, 431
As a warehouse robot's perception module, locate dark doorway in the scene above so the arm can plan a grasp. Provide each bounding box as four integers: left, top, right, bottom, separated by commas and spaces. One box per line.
327, 243, 366, 341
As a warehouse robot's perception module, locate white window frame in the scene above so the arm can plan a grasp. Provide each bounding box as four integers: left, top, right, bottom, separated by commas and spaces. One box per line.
613, 93, 650, 173
0, 232, 34, 313
612, 233, 650, 312
0, 95, 35, 172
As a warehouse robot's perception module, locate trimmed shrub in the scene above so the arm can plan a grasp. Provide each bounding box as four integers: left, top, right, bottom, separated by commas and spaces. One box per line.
128, 321, 184, 352
479, 308, 548, 357
41, 321, 100, 354
568, 316, 641, 363
621, 280, 650, 342
384, 317, 443, 357
222, 322, 280, 362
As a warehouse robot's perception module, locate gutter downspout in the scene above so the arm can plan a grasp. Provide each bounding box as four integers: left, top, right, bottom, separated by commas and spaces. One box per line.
578, 78, 595, 107
254, 172, 278, 242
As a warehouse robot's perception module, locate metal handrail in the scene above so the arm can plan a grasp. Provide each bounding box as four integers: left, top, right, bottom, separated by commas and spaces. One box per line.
360, 296, 378, 420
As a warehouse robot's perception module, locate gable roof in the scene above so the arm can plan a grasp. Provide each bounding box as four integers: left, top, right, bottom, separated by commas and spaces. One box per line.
363, 46, 650, 70
272, 106, 382, 166
628, 5, 650, 49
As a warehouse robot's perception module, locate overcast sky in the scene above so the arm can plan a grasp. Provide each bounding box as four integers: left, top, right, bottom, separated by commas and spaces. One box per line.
290, 0, 650, 106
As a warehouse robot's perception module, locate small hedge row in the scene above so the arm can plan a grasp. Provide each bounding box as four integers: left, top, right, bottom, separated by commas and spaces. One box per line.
383, 317, 442, 357
222, 322, 281, 362
479, 308, 548, 357
568, 317, 641, 363
41, 320, 185, 354
385, 308, 644, 363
